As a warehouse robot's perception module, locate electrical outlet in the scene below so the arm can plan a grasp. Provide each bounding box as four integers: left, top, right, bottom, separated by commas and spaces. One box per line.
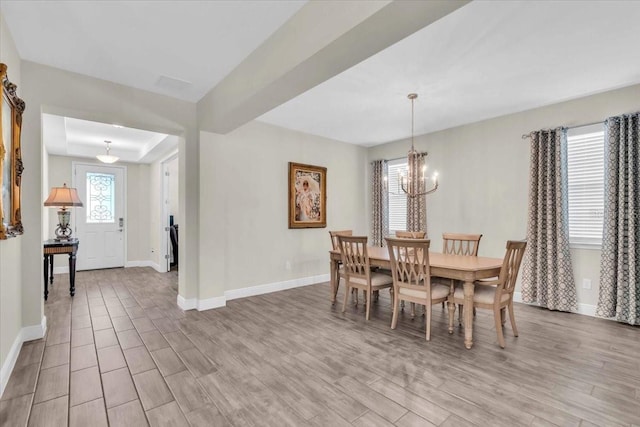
582, 278, 592, 290
285, 260, 292, 270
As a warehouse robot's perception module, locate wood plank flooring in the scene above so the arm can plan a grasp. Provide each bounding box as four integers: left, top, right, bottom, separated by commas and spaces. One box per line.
1, 267, 639, 426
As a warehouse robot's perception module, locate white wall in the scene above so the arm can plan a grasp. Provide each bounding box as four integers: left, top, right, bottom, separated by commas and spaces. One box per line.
368, 84, 640, 310
0, 11, 24, 396
198, 121, 367, 303
167, 156, 179, 225
46, 156, 152, 266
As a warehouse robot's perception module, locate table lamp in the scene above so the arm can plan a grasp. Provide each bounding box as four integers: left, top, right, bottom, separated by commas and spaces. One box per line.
44, 183, 83, 240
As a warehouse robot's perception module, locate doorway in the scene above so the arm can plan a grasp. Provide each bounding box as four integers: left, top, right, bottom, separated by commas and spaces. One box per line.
73, 162, 126, 271
163, 155, 179, 272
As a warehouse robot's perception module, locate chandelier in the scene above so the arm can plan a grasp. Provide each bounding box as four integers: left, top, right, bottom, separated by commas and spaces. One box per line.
400, 93, 438, 198
96, 140, 119, 164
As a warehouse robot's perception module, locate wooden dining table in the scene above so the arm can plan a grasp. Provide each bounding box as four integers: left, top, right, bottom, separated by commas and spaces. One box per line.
329, 247, 504, 349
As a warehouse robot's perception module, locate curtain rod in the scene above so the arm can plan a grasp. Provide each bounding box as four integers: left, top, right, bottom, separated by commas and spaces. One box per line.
521, 120, 604, 139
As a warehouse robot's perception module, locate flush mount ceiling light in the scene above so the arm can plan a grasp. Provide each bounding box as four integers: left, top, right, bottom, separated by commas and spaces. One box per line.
96, 140, 119, 164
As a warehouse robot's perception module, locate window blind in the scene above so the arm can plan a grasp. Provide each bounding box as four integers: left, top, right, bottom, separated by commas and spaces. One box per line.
387, 158, 407, 233
567, 124, 605, 246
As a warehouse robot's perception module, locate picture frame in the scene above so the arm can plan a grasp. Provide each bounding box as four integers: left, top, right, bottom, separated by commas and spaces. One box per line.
288, 162, 326, 229
0, 63, 25, 240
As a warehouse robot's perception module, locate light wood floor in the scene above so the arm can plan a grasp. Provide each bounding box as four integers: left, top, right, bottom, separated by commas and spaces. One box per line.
1, 267, 639, 427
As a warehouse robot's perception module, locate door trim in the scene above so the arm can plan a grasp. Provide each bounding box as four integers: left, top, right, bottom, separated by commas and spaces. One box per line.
72, 161, 128, 270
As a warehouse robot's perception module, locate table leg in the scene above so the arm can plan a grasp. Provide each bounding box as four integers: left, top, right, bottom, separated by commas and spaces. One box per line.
49, 254, 54, 284
463, 281, 475, 349
43, 254, 49, 301
329, 260, 340, 304
69, 252, 76, 297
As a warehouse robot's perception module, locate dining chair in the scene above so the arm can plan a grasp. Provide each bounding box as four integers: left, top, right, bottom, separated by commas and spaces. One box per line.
338, 235, 393, 320
436, 233, 483, 313
385, 237, 450, 341
395, 230, 427, 238
442, 233, 482, 256
329, 230, 353, 302
448, 240, 527, 348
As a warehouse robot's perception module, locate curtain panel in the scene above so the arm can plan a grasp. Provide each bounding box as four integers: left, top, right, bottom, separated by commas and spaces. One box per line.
597, 112, 640, 325
521, 128, 578, 312
406, 152, 427, 235
371, 160, 389, 247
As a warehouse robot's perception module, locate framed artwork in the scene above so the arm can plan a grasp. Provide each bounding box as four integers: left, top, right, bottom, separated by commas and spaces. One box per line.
0, 63, 25, 240
288, 162, 326, 229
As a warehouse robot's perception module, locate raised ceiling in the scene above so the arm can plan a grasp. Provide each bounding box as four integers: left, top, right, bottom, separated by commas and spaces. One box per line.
2, 1, 640, 148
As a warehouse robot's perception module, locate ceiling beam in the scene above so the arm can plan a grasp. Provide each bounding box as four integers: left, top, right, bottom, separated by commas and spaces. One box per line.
197, 0, 470, 135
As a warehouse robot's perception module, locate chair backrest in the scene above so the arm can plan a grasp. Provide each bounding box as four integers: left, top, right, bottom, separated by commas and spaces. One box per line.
329, 230, 353, 250
337, 235, 370, 280
385, 237, 431, 288
395, 230, 427, 239
442, 233, 482, 256
498, 240, 527, 295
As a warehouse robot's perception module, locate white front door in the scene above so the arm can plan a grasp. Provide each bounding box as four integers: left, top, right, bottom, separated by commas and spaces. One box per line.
73, 163, 125, 270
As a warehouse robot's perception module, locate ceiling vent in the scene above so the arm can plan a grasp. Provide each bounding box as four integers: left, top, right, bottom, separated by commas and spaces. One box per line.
155, 75, 192, 92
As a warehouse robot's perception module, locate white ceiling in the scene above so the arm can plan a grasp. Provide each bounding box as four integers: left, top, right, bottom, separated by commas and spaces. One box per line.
43, 114, 177, 164
259, 0, 640, 145
0, 0, 305, 102
2, 1, 640, 149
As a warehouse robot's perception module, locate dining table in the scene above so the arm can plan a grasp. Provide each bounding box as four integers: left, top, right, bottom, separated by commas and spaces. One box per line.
329, 246, 504, 349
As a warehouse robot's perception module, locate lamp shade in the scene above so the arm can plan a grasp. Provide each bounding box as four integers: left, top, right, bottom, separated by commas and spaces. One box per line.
44, 183, 83, 207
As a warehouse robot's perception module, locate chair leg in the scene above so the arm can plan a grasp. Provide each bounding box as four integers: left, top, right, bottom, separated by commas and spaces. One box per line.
391, 295, 400, 329
458, 304, 463, 326
333, 277, 340, 302
494, 307, 505, 348
366, 289, 372, 320
354, 288, 358, 306
508, 302, 518, 337
410, 302, 416, 318
500, 307, 507, 325
448, 300, 455, 334
342, 285, 350, 313
425, 304, 432, 341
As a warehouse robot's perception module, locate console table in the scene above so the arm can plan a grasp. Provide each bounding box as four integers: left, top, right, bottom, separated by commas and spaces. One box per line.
44, 238, 79, 300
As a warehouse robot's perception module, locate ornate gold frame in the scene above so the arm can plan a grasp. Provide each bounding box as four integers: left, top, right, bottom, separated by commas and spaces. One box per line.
288, 162, 327, 229
0, 63, 25, 239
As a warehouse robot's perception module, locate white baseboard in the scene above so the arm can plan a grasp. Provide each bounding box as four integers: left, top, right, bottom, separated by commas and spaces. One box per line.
22, 316, 48, 342
176, 274, 330, 312
196, 296, 227, 311
513, 292, 597, 317
125, 261, 165, 272
1, 316, 47, 398
225, 273, 330, 301
176, 294, 226, 311
56, 261, 166, 274
53, 266, 69, 275
177, 295, 197, 310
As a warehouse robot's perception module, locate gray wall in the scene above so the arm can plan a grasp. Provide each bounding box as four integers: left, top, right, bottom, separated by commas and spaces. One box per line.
0, 11, 22, 390
368, 83, 640, 310
199, 121, 367, 300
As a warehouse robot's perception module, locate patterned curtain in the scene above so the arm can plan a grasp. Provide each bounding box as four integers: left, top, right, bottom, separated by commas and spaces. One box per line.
406, 152, 427, 234
521, 128, 578, 312
597, 112, 640, 325
371, 160, 388, 247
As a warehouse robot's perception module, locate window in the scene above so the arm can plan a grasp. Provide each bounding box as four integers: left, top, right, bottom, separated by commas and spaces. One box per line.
567, 124, 604, 247
86, 172, 115, 223
387, 158, 407, 234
